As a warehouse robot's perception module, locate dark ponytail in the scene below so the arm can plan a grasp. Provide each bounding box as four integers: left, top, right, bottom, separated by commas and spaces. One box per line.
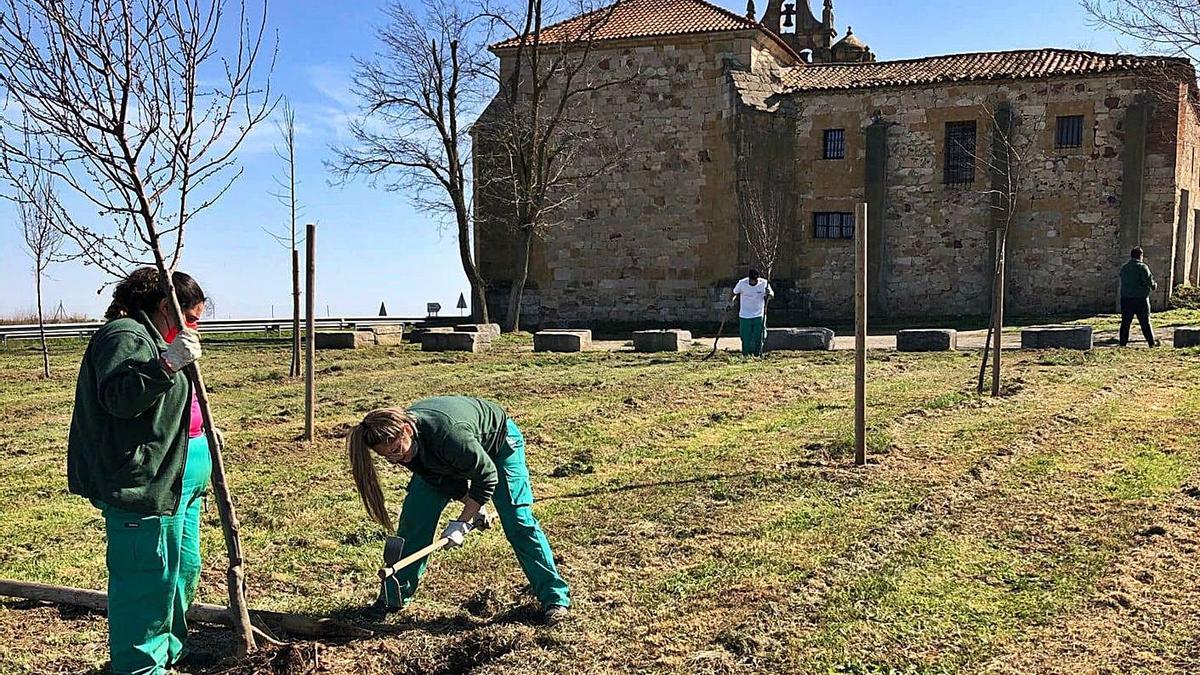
104, 267, 207, 321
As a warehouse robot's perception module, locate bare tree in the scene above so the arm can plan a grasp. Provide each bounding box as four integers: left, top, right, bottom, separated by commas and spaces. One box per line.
475, 0, 634, 332
13, 156, 65, 378
968, 103, 1044, 396
329, 0, 492, 323
1084, 0, 1200, 62
266, 99, 303, 377
733, 121, 791, 354
0, 0, 274, 655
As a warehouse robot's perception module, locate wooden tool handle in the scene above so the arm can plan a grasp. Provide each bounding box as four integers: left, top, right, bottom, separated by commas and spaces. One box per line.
378, 538, 449, 580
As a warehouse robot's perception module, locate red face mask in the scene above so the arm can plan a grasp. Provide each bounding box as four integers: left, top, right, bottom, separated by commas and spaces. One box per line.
163, 319, 200, 344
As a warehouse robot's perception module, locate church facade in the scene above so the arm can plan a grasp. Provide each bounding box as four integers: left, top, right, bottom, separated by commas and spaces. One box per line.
476, 0, 1200, 326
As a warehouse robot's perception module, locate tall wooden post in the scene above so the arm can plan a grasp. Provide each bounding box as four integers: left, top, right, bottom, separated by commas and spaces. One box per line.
855, 202, 868, 466
992, 229, 1005, 397
291, 247, 301, 378
304, 223, 316, 441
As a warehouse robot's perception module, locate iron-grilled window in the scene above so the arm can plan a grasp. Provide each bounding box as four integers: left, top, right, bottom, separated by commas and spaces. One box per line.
1055, 115, 1084, 149
823, 129, 846, 159
944, 121, 976, 185
814, 212, 855, 239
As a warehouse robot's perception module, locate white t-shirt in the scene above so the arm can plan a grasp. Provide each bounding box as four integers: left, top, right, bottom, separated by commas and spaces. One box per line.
733, 277, 773, 318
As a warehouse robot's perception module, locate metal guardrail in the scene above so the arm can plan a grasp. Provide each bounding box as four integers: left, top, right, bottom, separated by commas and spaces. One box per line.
0, 316, 432, 344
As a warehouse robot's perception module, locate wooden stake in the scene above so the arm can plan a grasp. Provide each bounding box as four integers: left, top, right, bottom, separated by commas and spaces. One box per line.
0, 579, 370, 639
855, 202, 868, 467
992, 229, 1005, 397
304, 223, 316, 442
291, 247, 301, 378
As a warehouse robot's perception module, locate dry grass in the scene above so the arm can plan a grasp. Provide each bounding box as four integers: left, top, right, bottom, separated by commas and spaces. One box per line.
1, 333, 1198, 674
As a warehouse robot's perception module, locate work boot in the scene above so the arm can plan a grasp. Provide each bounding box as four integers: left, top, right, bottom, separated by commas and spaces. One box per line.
363, 598, 405, 622
541, 605, 570, 626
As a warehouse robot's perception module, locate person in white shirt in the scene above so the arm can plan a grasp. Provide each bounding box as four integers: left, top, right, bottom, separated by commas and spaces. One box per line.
730, 268, 774, 356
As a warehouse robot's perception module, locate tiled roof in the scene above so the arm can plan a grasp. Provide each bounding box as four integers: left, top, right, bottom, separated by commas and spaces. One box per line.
782, 48, 1191, 92
491, 0, 788, 53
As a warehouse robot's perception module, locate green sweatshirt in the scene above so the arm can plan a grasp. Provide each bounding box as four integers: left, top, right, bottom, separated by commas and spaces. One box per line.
1120, 259, 1157, 298
402, 396, 508, 505
67, 311, 192, 515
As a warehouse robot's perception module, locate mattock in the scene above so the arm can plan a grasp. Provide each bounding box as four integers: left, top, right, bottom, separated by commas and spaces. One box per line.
378, 509, 497, 584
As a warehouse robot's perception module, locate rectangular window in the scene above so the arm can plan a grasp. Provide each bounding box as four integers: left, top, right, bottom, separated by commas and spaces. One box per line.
944, 121, 976, 185
813, 212, 855, 239
823, 129, 846, 159
1055, 115, 1084, 149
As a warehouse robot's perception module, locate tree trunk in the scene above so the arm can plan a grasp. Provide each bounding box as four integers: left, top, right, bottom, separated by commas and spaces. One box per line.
504, 227, 534, 333
35, 269, 49, 379
290, 248, 300, 378
454, 209, 489, 324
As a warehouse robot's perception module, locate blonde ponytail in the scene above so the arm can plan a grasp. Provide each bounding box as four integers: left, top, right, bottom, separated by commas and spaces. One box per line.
346, 407, 417, 533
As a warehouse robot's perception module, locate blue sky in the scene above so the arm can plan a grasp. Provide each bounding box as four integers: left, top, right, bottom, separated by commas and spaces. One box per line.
0, 0, 1143, 319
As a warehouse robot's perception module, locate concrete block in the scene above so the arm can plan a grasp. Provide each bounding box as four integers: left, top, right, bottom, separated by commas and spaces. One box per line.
896, 329, 958, 352
534, 330, 592, 352
764, 327, 835, 351
422, 331, 490, 353
455, 323, 501, 338
632, 329, 692, 352
314, 331, 376, 349
1020, 325, 1094, 350
1174, 326, 1200, 348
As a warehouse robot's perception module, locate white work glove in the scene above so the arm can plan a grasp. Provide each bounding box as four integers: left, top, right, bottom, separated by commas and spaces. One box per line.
211, 427, 224, 453
440, 520, 472, 548
162, 328, 202, 373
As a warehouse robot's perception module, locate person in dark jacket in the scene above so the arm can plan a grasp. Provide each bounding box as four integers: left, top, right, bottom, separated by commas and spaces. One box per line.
1118, 247, 1158, 347
67, 267, 208, 675
347, 396, 571, 624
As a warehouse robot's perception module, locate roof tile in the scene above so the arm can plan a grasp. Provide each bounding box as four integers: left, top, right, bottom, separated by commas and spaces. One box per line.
492, 0, 770, 49
781, 48, 1191, 91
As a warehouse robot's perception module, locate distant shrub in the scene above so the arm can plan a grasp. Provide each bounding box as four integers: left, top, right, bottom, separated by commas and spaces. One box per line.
1171, 285, 1200, 310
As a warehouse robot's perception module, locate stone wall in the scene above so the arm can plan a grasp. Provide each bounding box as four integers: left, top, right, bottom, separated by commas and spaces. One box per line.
476, 37, 1195, 324
782, 74, 1187, 318
476, 32, 794, 326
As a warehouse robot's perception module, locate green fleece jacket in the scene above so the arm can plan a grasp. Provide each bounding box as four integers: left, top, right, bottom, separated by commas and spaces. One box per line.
1120, 259, 1157, 298
402, 396, 508, 505
66, 311, 192, 515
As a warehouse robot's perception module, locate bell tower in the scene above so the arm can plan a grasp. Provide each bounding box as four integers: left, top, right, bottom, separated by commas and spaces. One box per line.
760, 0, 872, 64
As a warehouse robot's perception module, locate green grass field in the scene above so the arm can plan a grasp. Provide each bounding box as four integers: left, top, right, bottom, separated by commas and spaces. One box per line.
1, 325, 1198, 674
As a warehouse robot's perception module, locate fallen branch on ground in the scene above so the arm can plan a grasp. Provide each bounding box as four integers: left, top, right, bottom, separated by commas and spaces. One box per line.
0, 579, 371, 640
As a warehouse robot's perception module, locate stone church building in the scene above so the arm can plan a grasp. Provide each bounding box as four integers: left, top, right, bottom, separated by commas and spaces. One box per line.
476, 0, 1200, 326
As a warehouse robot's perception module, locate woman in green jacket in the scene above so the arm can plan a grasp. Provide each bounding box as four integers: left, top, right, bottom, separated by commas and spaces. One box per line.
347, 396, 571, 624
67, 267, 208, 675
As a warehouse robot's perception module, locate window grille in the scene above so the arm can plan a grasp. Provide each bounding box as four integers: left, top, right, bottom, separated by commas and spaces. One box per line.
1055, 115, 1084, 149
813, 212, 855, 239
944, 121, 976, 185
823, 129, 846, 159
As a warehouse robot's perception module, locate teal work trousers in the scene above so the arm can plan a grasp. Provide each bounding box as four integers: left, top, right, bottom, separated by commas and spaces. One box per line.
99, 436, 211, 675
740, 316, 765, 356
380, 419, 570, 609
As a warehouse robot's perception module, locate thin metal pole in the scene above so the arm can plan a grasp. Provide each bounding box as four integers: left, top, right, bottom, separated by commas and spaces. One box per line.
305, 223, 316, 441
855, 202, 868, 467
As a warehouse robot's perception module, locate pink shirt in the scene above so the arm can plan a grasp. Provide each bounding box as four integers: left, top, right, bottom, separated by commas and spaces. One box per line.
188, 391, 203, 438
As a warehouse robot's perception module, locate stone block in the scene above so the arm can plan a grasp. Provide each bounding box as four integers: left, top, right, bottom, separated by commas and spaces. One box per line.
764, 327, 835, 351
314, 331, 372, 349
422, 331, 490, 353
1020, 325, 1093, 350
896, 329, 957, 352
455, 323, 501, 338
632, 329, 692, 352
1174, 326, 1200, 348
534, 330, 592, 352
